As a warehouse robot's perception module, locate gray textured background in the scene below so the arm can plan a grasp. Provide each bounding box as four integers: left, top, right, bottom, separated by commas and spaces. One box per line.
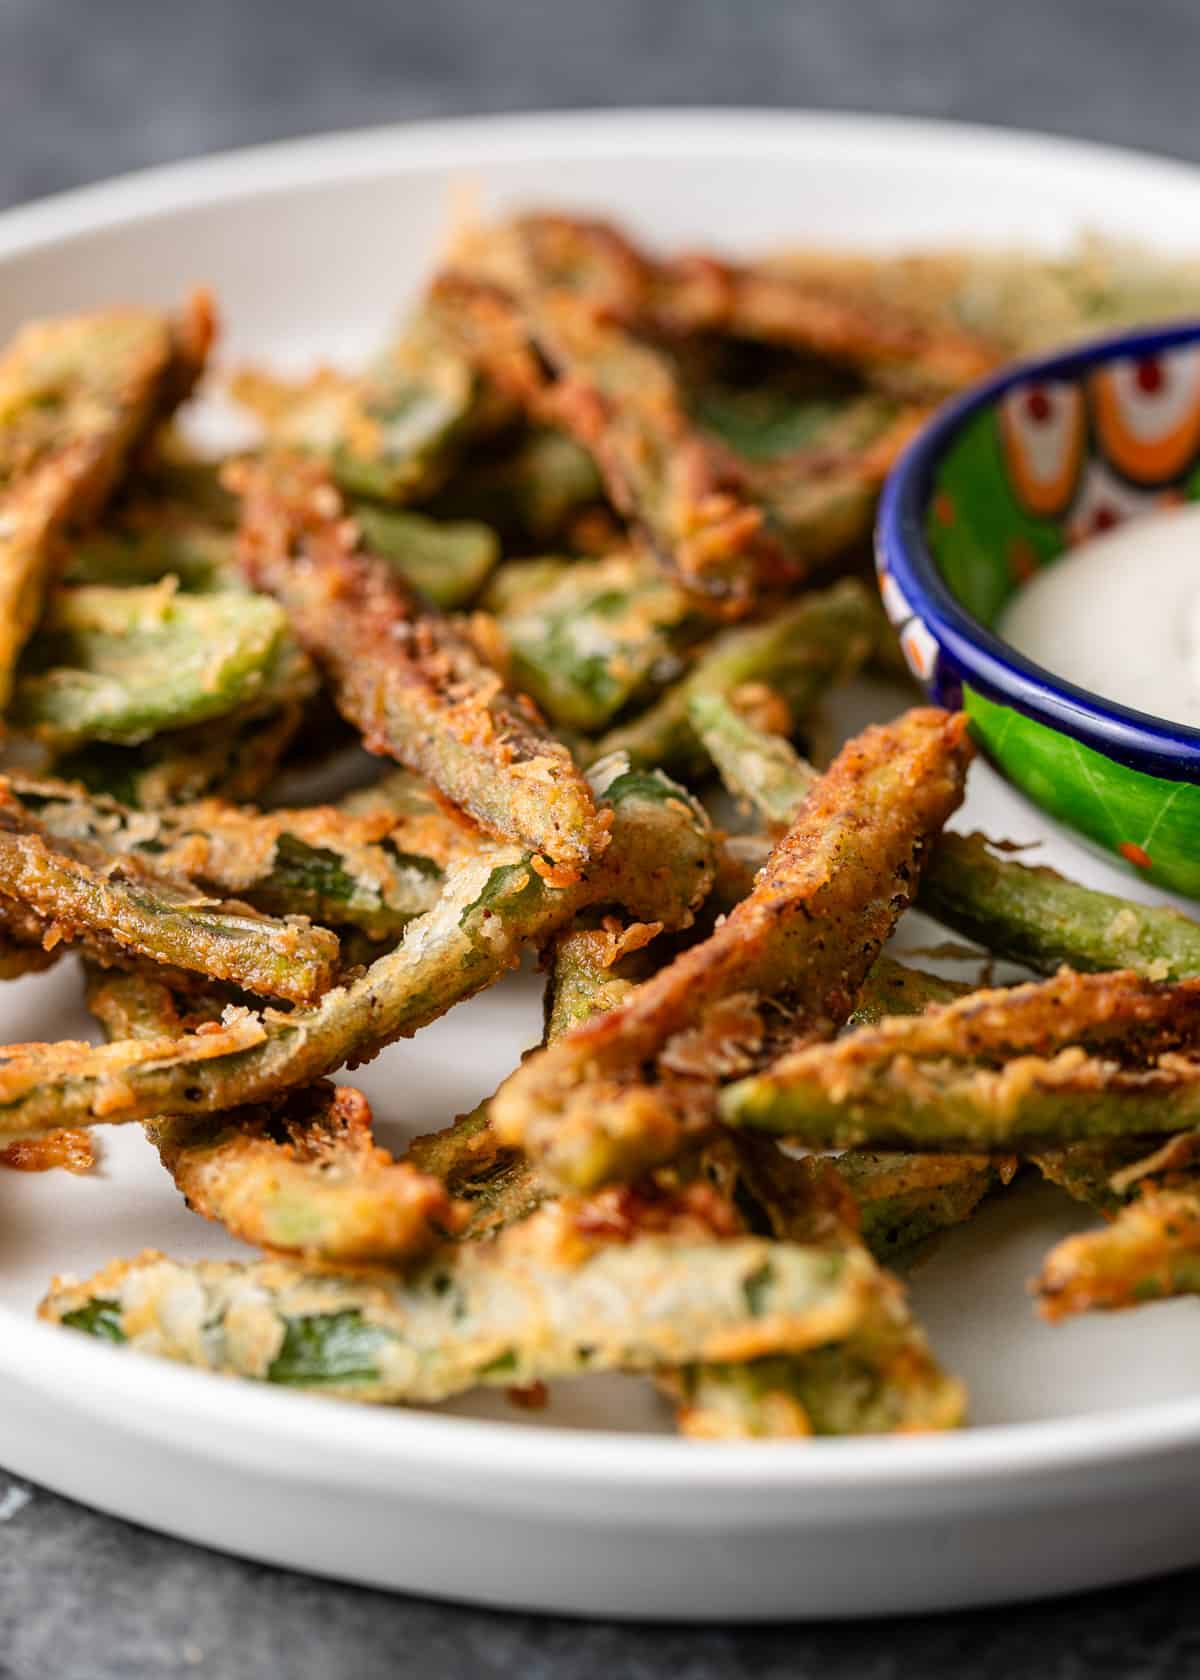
3, 1, 1200, 1674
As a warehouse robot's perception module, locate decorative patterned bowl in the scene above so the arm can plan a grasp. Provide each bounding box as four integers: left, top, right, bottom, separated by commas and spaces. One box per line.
876, 320, 1200, 899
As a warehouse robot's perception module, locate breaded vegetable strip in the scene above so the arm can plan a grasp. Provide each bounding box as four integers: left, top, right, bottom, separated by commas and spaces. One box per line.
591, 578, 875, 775
12, 582, 304, 747
41, 1213, 881, 1402
54, 699, 305, 810
660, 1137, 964, 1437
427, 428, 601, 544
233, 458, 603, 871
663, 1308, 964, 1439
0, 296, 213, 707
232, 305, 488, 503
493, 552, 697, 733
847, 954, 969, 1028
0, 786, 339, 1004
723, 1044, 1200, 1152
838, 1150, 1016, 1265
919, 831, 1200, 981
434, 274, 793, 616
87, 967, 455, 1264
492, 709, 973, 1190
688, 690, 815, 825
652, 250, 997, 399
1030, 1138, 1159, 1215
350, 505, 498, 610
13, 774, 456, 939
1036, 1188, 1200, 1318
0, 760, 716, 1140
62, 514, 235, 593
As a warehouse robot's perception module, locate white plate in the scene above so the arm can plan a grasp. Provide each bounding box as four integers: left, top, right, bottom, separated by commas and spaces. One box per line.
4, 110, 1200, 1621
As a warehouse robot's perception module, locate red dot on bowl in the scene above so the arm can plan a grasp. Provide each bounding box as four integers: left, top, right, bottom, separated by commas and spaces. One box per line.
1135, 357, 1165, 394
1118, 841, 1153, 870
1007, 537, 1037, 582
933, 491, 955, 527
1025, 387, 1052, 423
1093, 504, 1120, 532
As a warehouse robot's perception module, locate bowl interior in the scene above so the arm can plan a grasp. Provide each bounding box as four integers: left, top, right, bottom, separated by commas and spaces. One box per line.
928, 332, 1200, 630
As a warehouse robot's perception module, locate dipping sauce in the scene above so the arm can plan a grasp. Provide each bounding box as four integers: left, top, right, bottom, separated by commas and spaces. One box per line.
999, 503, 1200, 726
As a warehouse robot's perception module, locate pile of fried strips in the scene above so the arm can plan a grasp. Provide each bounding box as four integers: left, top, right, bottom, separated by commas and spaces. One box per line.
2, 211, 1200, 1437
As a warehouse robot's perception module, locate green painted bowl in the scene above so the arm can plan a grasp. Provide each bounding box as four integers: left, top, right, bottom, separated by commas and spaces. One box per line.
877, 321, 1200, 898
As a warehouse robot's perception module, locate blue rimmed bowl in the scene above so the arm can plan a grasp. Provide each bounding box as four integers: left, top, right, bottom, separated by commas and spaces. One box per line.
876, 320, 1200, 899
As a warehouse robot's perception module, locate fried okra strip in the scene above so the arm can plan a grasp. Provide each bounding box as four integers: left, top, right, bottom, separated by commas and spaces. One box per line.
0, 787, 340, 1003
231, 304, 489, 503
11, 583, 302, 747
233, 459, 604, 871
434, 274, 788, 617
42, 1212, 881, 1401
0, 297, 214, 708
919, 831, 1200, 981
493, 553, 698, 733
13, 775, 452, 940
591, 578, 875, 775
0, 760, 716, 1139
1036, 1188, 1200, 1318
492, 709, 973, 1191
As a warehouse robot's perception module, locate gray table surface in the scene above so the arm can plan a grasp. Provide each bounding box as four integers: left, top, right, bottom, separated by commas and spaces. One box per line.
3, 0, 1200, 1672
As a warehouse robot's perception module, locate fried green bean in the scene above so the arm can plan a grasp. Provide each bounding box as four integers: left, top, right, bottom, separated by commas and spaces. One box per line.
12, 774, 453, 939
650, 245, 997, 399
41, 1212, 882, 1401
427, 428, 602, 544
11, 582, 305, 747
688, 690, 815, 825
846, 954, 970, 1028
658, 1134, 965, 1437
723, 1043, 1200, 1154
919, 831, 1200, 981
0, 787, 340, 1003
86, 966, 459, 1263
53, 698, 306, 809
433, 272, 789, 617
1036, 1187, 1200, 1318
590, 578, 876, 775
232, 305, 490, 503
662, 1307, 965, 1438
494, 552, 697, 732
0, 756, 717, 1139
0, 295, 213, 707
838, 1150, 1015, 1264
349, 505, 498, 609
232, 458, 604, 871
493, 709, 973, 1191
61, 511, 236, 593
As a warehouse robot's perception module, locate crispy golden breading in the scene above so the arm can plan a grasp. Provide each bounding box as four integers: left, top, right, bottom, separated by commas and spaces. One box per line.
491, 709, 972, 1189
232, 457, 605, 872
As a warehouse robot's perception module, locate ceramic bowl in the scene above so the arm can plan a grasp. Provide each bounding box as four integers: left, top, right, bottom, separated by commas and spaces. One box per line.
877, 320, 1200, 898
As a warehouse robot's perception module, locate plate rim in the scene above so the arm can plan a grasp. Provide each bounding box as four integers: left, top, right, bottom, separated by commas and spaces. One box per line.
6, 104, 1200, 1499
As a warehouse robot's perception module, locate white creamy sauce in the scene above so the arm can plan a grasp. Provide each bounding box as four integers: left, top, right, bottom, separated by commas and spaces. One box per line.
999, 503, 1200, 726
